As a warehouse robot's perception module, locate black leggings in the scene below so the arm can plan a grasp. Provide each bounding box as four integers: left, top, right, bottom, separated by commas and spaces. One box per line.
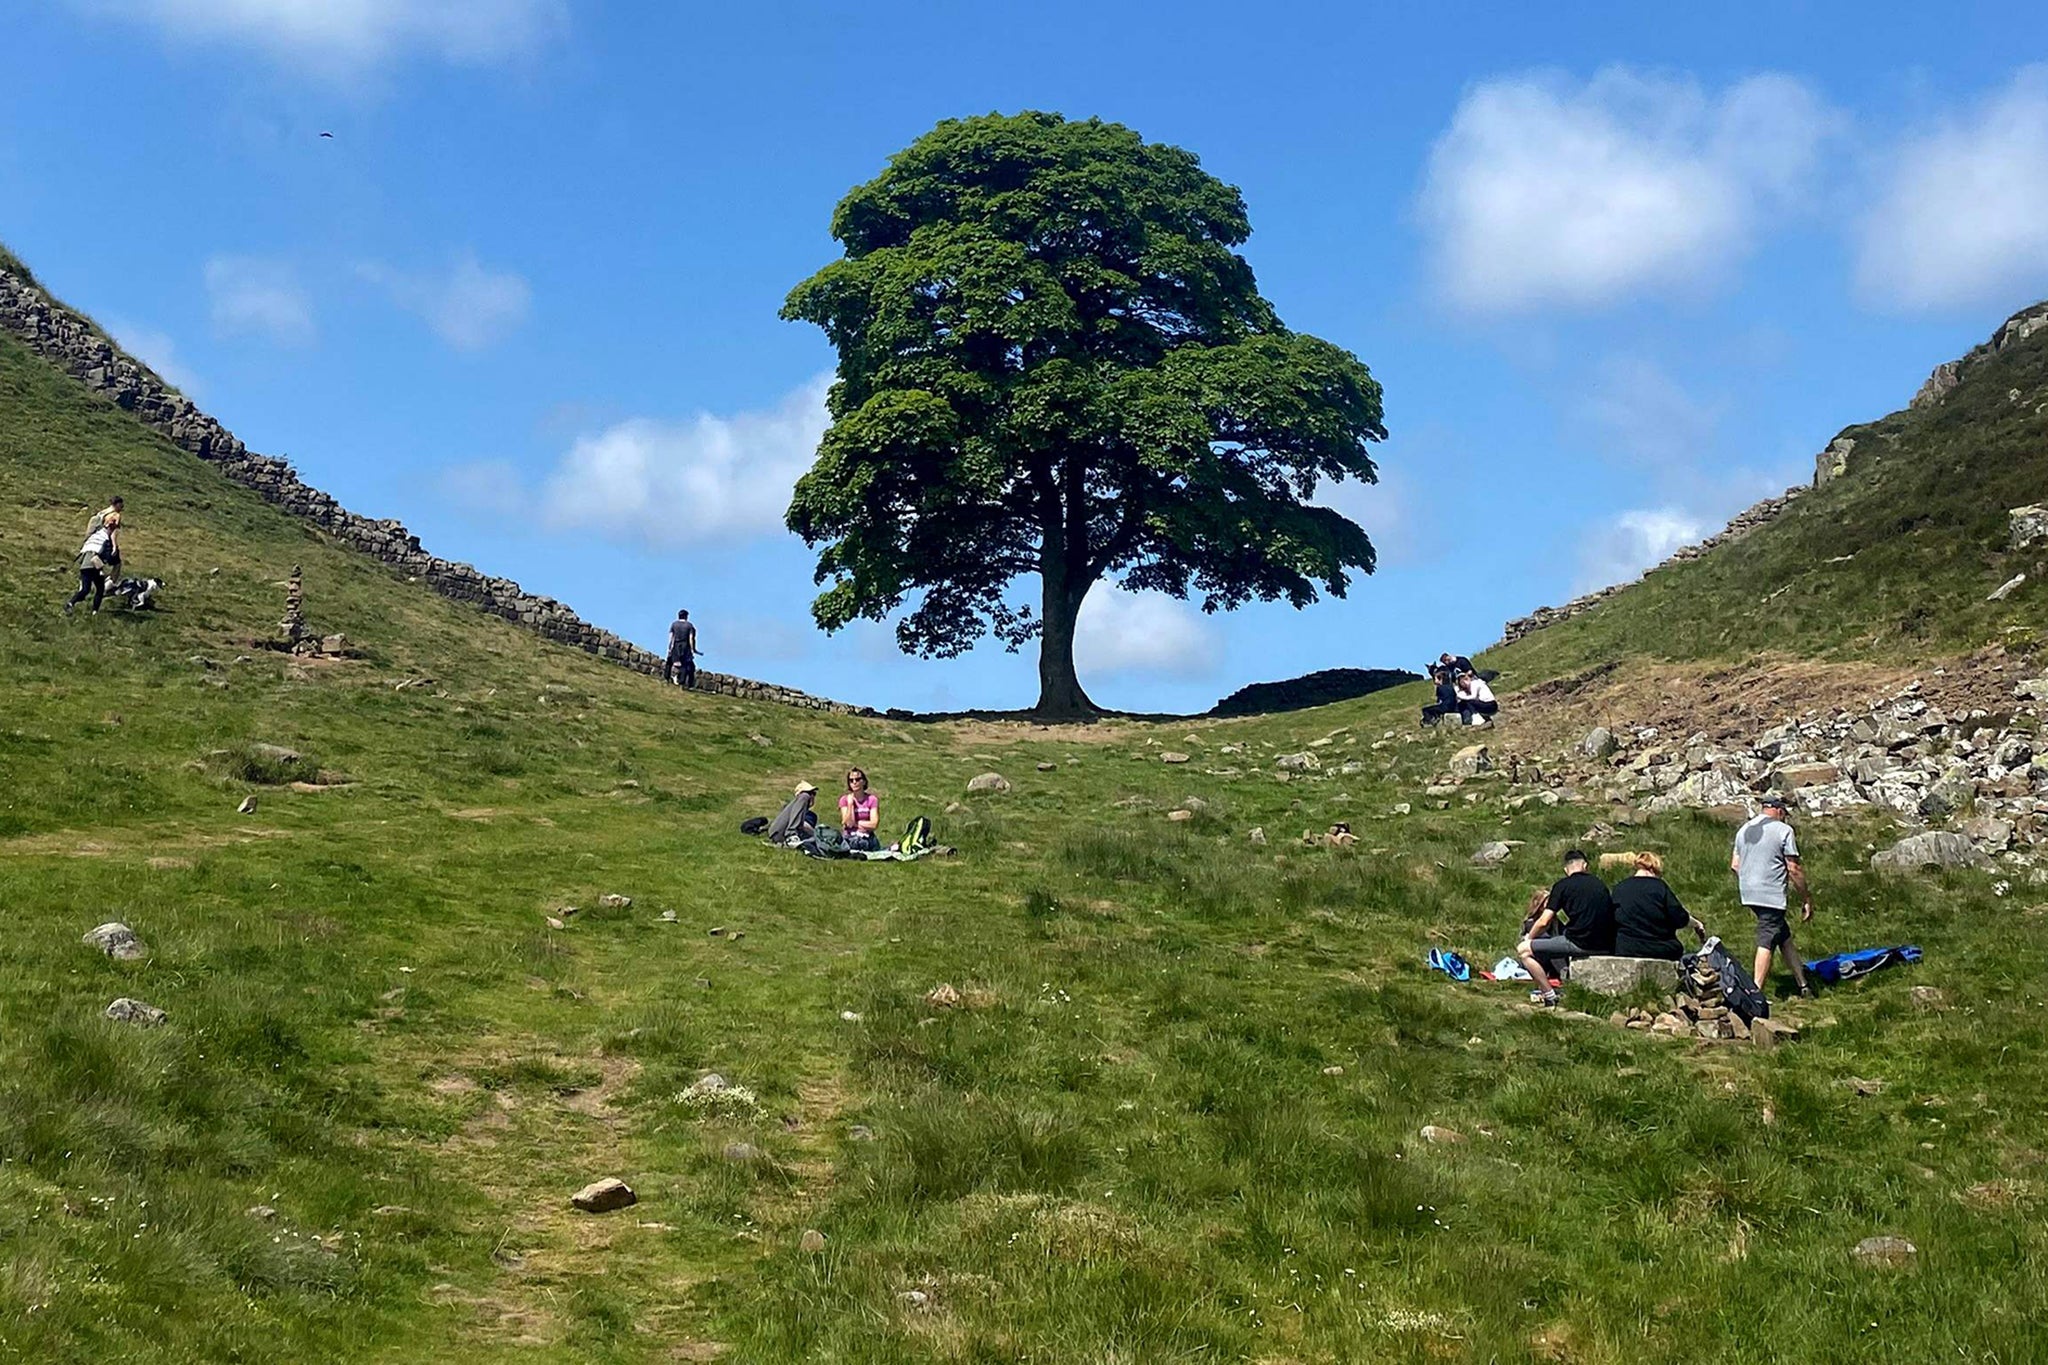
668, 652, 696, 687
67, 567, 106, 612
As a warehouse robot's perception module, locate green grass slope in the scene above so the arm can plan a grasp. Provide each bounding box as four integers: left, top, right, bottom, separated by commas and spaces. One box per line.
1486, 305, 2048, 688
4, 320, 2048, 1363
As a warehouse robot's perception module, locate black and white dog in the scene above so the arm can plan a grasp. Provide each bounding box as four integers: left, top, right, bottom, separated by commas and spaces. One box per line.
106, 576, 164, 610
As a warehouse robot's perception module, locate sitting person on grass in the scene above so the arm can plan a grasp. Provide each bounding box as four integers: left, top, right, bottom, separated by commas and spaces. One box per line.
1515, 849, 1615, 1006
1454, 670, 1498, 726
1611, 851, 1707, 960
839, 767, 881, 852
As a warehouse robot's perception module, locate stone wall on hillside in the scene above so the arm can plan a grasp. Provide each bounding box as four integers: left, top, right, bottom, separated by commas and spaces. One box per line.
1496, 297, 2048, 650
0, 263, 862, 714
1496, 486, 1807, 646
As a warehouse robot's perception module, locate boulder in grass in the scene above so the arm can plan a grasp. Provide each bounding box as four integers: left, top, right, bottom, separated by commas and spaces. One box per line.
966, 772, 1010, 794
571, 1178, 636, 1213
1871, 831, 1988, 873
1569, 957, 1679, 995
105, 998, 168, 1026
1852, 1235, 1917, 1268
1274, 752, 1321, 771
1470, 841, 1512, 868
1160, 752, 1190, 764
1580, 727, 1618, 761
83, 922, 148, 961
598, 894, 632, 909
1448, 745, 1491, 779
1418, 1124, 1465, 1145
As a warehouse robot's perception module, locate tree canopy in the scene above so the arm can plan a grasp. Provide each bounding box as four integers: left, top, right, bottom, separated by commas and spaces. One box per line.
783, 111, 1386, 715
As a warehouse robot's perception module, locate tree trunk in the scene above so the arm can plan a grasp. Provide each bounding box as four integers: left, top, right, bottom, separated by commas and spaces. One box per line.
1034, 569, 1098, 718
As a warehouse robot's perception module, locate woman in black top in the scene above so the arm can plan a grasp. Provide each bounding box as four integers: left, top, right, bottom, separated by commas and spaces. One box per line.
1611, 851, 1706, 959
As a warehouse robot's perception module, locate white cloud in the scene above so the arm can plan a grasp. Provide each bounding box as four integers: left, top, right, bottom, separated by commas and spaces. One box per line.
1857, 66, 2048, 311
1575, 506, 1706, 593
1420, 68, 1837, 311
1074, 585, 1220, 681
103, 318, 202, 396
359, 254, 531, 351
533, 374, 831, 548
1577, 355, 1722, 467
204, 255, 314, 345
78, 0, 567, 72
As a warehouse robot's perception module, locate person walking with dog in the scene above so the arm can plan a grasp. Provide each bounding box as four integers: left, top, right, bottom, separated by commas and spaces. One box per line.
1732, 794, 1815, 996
65, 510, 121, 615
89, 495, 124, 536
666, 609, 699, 687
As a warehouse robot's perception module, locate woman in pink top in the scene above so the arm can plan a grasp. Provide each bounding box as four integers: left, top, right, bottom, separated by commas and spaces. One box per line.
839, 768, 881, 852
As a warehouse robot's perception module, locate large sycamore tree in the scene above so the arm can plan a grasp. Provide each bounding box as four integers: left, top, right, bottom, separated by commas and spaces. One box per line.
783, 112, 1386, 716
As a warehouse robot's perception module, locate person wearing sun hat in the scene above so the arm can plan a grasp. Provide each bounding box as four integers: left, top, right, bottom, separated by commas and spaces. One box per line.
766, 781, 820, 844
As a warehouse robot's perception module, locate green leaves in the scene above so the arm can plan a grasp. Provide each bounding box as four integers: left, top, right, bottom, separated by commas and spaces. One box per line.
784, 111, 1387, 711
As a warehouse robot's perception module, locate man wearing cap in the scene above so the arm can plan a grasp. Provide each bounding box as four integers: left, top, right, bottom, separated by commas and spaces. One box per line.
1732, 795, 1814, 995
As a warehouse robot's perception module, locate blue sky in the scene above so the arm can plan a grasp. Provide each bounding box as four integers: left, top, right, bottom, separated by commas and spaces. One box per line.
6, 2, 2047, 713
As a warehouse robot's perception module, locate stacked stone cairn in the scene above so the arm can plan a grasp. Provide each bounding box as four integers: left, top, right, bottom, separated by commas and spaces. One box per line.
1610, 960, 1799, 1046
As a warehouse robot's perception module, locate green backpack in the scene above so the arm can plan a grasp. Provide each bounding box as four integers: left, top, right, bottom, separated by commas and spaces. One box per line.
901, 815, 934, 855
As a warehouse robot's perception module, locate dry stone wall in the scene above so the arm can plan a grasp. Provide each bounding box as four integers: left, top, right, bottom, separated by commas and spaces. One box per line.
0, 262, 862, 714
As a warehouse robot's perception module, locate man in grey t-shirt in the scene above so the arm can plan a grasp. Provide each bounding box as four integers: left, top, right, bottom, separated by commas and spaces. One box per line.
1731, 795, 1813, 995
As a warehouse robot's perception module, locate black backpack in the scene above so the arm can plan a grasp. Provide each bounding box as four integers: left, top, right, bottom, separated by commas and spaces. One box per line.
1683, 940, 1771, 1024
739, 816, 770, 836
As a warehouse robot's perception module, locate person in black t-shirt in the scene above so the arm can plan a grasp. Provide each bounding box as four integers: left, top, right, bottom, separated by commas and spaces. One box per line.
1611, 851, 1706, 960
1514, 849, 1615, 1005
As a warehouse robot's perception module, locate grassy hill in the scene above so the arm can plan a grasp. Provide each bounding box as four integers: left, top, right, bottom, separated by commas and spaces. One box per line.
4, 293, 2048, 1363
1485, 303, 2048, 690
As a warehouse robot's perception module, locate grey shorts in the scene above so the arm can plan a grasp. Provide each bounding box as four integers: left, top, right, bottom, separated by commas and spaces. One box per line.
1749, 905, 1792, 951
1529, 935, 1591, 963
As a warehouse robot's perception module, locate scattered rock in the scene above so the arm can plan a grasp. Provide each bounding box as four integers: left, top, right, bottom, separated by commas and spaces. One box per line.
1321, 1065, 1344, 1076
925, 983, 962, 1009
1852, 1235, 1917, 1268
966, 772, 1010, 794
681, 1073, 729, 1099
1958, 815, 2014, 851
237, 795, 258, 815
1988, 572, 2027, 602
1390, 802, 1411, 816
1570, 957, 1679, 995
799, 1228, 828, 1253
722, 1142, 765, 1165
1248, 826, 1267, 845
598, 894, 632, 909
2015, 678, 2048, 703
1036, 762, 1055, 771
1161, 752, 1191, 764
897, 1289, 931, 1310
1418, 1124, 1465, 1145
545, 916, 566, 930
659, 910, 677, 923
1274, 752, 1320, 771
248, 743, 302, 764
82, 922, 148, 960
1872, 831, 1989, 872
847, 1124, 876, 1142
1470, 841, 1512, 868
571, 1178, 637, 1213
247, 1204, 277, 1220
1166, 809, 1195, 822
2009, 505, 2048, 551
1448, 744, 1491, 779
1580, 727, 1619, 760
1909, 986, 1950, 1012
104, 997, 167, 1026
748, 733, 773, 747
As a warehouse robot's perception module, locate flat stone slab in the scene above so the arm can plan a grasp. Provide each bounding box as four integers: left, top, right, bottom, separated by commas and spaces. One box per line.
570, 1178, 636, 1213
1569, 957, 1680, 995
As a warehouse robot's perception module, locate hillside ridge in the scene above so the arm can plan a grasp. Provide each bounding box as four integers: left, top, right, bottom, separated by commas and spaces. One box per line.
0, 252, 861, 714
1496, 298, 2048, 648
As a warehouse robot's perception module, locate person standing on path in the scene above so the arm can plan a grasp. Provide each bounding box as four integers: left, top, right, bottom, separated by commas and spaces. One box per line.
666, 609, 699, 687
1732, 795, 1814, 996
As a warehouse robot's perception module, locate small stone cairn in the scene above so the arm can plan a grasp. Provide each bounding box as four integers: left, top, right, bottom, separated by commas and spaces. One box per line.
1610, 958, 1798, 1046
275, 565, 350, 658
